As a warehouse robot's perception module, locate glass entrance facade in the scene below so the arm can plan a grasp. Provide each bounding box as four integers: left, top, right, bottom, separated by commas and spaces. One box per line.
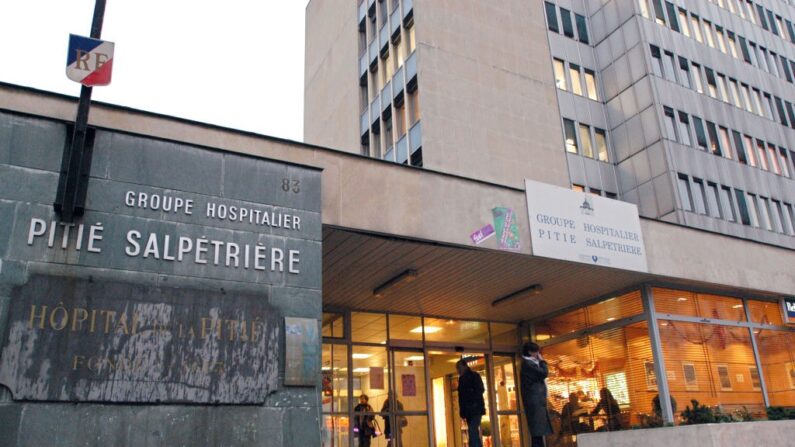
320, 311, 523, 447
533, 286, 795, 446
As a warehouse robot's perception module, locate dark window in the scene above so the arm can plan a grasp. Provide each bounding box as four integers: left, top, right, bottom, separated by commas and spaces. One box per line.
665, 1, 679, 32
410, 147, 423, 167
787, 20, 795, 43
781, 56, 793, 83
563, 118, 578, 154
678, 174, 694, 212
768, 10, 779, 35
561, 8, 575, 38
705, 121, 722, 156
692, 117, 709, 151
575, 14, 589, 44
732, 130, 748, 165
756, 5, 769, 30
652, 0, 666, 24
544, 2, 559, 33
605, 192, 618, 199
774, 96, 789, 126
735, 189, 751, 225
738, 36, 752, 63
786, 102, 795, 130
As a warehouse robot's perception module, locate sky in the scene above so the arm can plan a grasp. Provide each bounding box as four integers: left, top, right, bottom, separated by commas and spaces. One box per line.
0, 0, 310, 141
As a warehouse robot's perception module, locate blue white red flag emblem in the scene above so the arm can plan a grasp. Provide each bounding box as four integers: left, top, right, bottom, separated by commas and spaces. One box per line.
66, 34, 114, 86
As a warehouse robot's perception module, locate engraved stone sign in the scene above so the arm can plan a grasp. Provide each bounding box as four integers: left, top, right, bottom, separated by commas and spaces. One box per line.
0, 275, 280, 403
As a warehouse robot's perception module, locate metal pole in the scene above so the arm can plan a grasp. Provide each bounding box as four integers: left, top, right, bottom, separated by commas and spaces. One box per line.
744, 299, 770, 408
642, 285, 675, 424
55, 0, 107, 222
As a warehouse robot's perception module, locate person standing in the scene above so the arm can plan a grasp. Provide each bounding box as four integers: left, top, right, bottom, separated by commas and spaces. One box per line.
381, 391, 406, 447
456, 358, 486, 447
354, 394, 375, 447
520, 342, 553, 447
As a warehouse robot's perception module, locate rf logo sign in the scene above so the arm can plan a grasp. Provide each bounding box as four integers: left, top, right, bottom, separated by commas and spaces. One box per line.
66, 34, 115, 86
784, 298, 795, 323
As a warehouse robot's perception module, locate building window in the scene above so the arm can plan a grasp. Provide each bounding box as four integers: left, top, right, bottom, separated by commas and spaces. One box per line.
690, 15, 703, 42
783, 203, 795, 235
677, 174, 694, 212
744, 135, 757, 167
663, 51, 677, 81
720, 186, 737, 222
553, 59, 567, 90
584, 69, 598, 100
579, 123, 594, 158
569, 63, 583, 95
746, 193, 760, 227
691, 63, 704, 93
771, 200, 787, 233
563, 119, 578, 154
755, 140, 769, 171
778, 148, 790, 177
650, 45, 664, 77
663, 107, 678, 142
732, 130, 747, 164
678, 57, 691, 88
575, 13, 589, 44
560, 8, 575, 38
706, 182, 722, 219
679, 9, 690, 36
665, 1, 679, 31
595, 128, 609, 162
652, 0, 666, 25
735, 189, 751, 225
704, 68, 718, 98
758, 197, 773, 230
767, 144, 781, 174
692, 117, 709, 151
544, 2, 559, 33
572, 184, 586, 192
677, 112, 692, 147
719, 127, 733, 159
692, 178, 708, 215
705, 121, 722, 156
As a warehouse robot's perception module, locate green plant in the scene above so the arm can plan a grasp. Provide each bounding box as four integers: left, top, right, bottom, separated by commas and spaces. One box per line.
731, 407, 754, 422
766, 406, 795, 420
681, 400, 717, 425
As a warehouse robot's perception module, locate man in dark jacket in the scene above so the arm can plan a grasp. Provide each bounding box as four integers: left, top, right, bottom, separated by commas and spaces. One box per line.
456, 358, 485, 447
520, 342, 553, 447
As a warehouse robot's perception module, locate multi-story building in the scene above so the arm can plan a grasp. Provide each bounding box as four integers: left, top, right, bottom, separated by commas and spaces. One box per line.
305, 0, 795, 445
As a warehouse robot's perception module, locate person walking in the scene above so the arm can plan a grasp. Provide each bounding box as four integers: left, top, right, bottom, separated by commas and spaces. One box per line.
381, 391, 406, 447
456, 358, 486, 447
520, 342, 553, 447
354, 394, 375, 447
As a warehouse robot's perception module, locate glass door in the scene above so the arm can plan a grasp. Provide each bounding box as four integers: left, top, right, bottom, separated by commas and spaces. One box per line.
492, 354, 523, 447
388, 349, 431, 447
427, 351, 492, 447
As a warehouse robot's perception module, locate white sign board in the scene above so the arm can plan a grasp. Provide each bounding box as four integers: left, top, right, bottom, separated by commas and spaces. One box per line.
525, 180, 648, 272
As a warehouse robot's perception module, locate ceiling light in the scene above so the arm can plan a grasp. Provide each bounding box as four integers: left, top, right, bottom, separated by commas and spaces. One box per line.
491, 284, 544, 307
606, 317, 616, 322
353, 368, 370, 373
404, 355, 425, 361
373, 269, 419, 298
677, 297, 688, 302
535, 334, 551, 341
410, 326, 442, 334
732, 304, 743, 309
322, 366, 331, 371
352, 353, 371, 359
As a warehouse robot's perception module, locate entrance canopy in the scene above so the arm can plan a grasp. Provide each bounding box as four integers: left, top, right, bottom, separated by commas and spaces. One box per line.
322, 227, 653, 323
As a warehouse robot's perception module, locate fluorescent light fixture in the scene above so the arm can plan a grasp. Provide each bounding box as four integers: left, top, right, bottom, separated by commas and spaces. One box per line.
535, 334, 551, 341
321, 366, 331, 371
677, 297, 688, 302
353, 368, 370, 373
732, 304, 743, 309
410, 326, 442, 334
491, 284, 544, 307
352, 353, 371, 359
606, 317, 616, 322
373, 269, 419, 298
404, 355, 425, 361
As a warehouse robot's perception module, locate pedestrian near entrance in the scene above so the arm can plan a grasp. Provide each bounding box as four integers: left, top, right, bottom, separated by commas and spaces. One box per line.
456, 358, 486, 447
354, 394, 376, 447
520, 342, 553, 447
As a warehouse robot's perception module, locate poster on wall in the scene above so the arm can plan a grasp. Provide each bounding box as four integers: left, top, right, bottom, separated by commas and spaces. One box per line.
370, 367, 384, 390
683, 362, 698, 391
492, 207, 521, 251
716, 364, 732, 391
644, 361, 657, 390
284, 317, 320, 386
401, 374, 417, 397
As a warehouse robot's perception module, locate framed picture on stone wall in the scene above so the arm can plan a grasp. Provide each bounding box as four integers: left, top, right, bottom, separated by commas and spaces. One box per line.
285, 317, 321, 386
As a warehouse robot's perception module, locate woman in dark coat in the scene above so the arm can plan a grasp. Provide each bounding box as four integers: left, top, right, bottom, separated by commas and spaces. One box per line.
520, 342, 553, 447
591, 387, 621, 431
